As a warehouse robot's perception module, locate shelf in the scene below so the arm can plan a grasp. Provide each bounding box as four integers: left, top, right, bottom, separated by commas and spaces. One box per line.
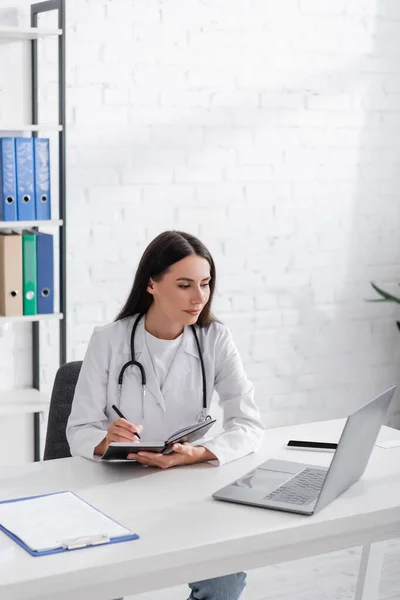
0, 124, 63, 132
0, 313, 63, 323
0, 389, 49, 416
0, 25, 62, 40
0, 219, 63, 229
3, 0, 67, 461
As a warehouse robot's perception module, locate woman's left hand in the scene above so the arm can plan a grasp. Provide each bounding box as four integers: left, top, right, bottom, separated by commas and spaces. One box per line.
127, 443, 216, 468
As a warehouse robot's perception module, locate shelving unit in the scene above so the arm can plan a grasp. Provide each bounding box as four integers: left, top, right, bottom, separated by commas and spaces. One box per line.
0, 219, 63, 228
0, 24, 61, 40
0, 0, 66, 461
0, 313, 63, 323
0, 125, 63, 131
0, 389, 50, 416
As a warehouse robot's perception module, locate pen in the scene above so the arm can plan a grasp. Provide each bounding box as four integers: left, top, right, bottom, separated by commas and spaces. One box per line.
111, 404, 141, 439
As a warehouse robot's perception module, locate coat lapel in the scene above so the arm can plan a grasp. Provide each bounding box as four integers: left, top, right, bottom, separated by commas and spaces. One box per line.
127, 319, 202, 414
161, 325, 200, 394
131, 316, 166, 412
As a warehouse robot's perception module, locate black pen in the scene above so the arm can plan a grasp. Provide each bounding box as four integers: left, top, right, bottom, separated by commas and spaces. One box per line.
111, 404, 141, 439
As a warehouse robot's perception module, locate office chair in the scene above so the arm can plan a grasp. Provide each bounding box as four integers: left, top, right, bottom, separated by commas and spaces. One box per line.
43, 361, 82, 460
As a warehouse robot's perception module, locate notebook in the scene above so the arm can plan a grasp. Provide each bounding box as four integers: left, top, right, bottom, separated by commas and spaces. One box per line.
102, 418, 216, 461
0, 491, 138, 556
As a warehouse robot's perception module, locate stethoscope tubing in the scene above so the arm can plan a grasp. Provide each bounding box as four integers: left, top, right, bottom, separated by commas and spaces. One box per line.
117, 313, 209, 417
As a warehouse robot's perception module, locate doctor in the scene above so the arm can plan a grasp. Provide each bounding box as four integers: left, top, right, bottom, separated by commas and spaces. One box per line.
67, 230, 264, 600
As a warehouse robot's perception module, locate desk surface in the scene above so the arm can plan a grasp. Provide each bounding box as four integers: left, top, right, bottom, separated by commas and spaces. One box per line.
1, 419, 400, 600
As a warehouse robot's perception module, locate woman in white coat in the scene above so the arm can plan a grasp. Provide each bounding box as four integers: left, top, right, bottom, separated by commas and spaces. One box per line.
67, 230, 265, 600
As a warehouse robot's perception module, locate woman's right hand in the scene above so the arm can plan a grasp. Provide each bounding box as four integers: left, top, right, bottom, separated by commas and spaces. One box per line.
94, 419, 142, 456
106, 418, 142, 444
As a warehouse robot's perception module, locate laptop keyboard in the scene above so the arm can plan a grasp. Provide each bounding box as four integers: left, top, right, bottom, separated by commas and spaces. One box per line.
264, 468, 327, 505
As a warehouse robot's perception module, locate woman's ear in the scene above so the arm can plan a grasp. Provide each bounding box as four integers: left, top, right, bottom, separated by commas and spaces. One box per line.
147, 278, 155, 295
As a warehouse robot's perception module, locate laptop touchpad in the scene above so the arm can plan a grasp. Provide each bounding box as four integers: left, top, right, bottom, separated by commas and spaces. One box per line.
232, 467, 294, 495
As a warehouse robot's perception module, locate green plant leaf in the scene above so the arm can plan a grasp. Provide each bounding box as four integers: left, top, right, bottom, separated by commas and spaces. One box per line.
370, 282, 400, 304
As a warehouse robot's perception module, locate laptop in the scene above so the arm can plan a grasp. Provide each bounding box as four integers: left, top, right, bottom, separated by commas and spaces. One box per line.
213, 386, 396, 515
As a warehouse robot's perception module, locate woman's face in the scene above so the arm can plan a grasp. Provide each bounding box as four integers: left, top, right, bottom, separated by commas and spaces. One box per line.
148, 255, 211, 325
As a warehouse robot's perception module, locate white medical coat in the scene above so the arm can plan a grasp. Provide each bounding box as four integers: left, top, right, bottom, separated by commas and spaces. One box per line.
66, 315, 265, 465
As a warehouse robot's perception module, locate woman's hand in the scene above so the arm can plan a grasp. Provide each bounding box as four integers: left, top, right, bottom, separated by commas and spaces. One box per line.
94, 419, 142, 456
106, 418, 142, 444
128, 443, 217, 468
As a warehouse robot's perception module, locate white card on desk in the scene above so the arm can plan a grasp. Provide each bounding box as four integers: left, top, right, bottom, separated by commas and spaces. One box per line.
375, 439, 400, 449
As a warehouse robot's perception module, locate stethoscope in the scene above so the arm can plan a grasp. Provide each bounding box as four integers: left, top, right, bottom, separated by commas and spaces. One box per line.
117, 313, 211, 423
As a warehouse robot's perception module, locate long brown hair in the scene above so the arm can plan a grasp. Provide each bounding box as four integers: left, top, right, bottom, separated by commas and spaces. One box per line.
115, 231, 217, 326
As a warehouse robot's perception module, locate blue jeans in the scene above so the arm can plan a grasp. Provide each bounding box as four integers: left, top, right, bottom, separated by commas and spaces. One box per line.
188, 572, 246, 599
114, 572, 246, 600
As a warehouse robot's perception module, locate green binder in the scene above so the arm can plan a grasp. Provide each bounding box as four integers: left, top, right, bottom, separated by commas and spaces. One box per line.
22, 233, 37, 315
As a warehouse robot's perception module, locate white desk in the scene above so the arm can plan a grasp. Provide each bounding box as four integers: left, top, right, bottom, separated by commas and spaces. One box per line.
1, 419, 400, 600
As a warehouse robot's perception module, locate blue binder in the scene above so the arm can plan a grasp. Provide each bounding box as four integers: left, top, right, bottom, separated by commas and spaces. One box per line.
15, 137, 35, 221
36, 232, 54, 314
33, 138, 51, 220
0, 491, 139, 557
0, 137, 17, 221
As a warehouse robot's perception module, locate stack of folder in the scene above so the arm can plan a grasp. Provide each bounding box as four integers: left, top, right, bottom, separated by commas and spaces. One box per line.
0, 231, 54, 316
0, 137, 51, 221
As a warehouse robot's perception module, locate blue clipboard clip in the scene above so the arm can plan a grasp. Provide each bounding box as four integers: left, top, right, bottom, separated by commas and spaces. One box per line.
60, 533, 110, 550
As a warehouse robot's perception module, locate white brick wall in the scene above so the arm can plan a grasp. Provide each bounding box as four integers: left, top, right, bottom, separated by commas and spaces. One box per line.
1, 0, 400, 462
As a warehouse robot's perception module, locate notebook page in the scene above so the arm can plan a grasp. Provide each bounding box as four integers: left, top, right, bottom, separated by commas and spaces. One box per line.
0, 492, 131, 551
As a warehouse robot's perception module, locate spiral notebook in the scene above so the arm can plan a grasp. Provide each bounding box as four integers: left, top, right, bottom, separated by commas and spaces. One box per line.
0, 491, 138, 557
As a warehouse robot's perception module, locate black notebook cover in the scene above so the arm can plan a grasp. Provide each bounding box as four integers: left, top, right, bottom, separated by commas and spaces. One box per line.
101, 419, 216, 461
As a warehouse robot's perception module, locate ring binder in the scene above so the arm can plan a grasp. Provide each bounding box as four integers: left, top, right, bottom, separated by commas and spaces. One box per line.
0, 137, 17, 221
15, 138, 35, 221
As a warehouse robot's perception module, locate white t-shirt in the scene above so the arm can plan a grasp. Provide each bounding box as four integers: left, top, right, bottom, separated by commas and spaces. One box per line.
144, 330, 183, 389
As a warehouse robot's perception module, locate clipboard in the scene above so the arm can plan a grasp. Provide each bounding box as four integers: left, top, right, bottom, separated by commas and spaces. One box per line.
0, 491, 139, 557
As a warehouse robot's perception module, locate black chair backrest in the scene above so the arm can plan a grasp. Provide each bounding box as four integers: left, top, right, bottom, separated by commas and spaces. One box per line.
43, 361, 82, 460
